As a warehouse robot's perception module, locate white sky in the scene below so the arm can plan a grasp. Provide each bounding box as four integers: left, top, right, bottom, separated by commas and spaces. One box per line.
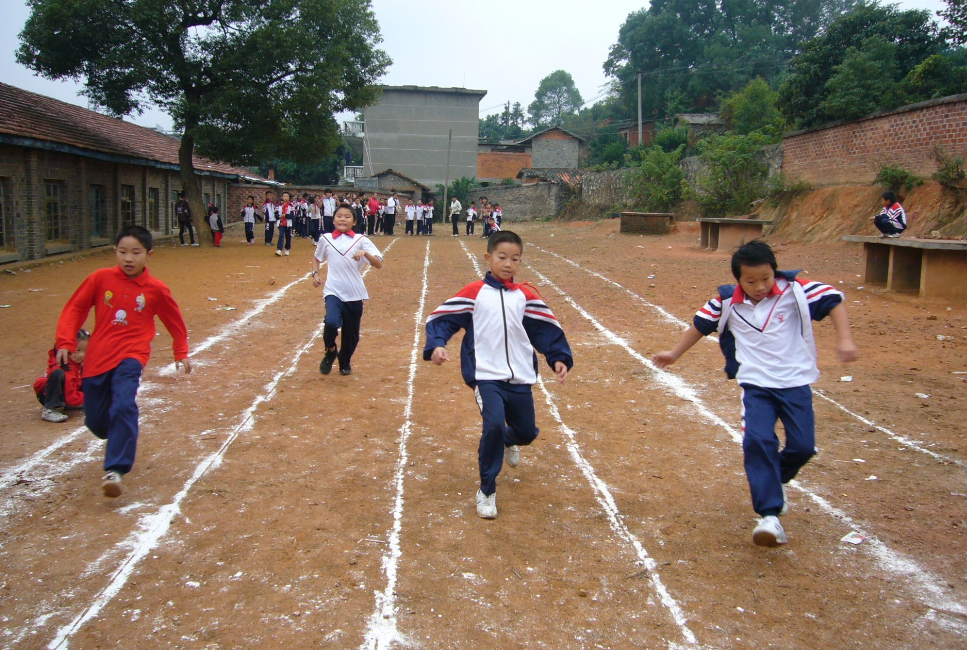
0, 0, 949, 133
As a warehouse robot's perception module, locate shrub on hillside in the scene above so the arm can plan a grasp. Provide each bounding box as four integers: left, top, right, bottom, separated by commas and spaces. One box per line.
624, 145, 685, 211
875, 164, 924, 192
685, 132, 772, 216
933, 146, 966, 188
766, 173, 813, 206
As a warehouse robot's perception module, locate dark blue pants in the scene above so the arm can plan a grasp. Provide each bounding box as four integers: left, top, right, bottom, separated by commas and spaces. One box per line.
474, 381, 539, 496
874, 214, 904, 235
277, 225, 292, 251
309, 219, 320, 243
323, 216, 335, 234
323, 296, 364, 370
265, 221, 275, 244
82, 358, 143, 475
244, 222, 255, 243
741, 384, 816, 516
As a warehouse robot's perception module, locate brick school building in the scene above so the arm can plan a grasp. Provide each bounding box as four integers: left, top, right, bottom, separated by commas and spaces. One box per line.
0, 82, 268, 263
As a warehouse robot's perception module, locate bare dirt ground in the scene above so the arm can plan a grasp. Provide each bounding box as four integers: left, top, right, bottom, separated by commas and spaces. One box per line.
0, 219, 965, 650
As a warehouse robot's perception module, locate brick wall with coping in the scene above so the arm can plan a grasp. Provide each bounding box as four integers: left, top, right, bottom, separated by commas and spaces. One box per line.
782, 94, 967, 186
468, 182, 568, 221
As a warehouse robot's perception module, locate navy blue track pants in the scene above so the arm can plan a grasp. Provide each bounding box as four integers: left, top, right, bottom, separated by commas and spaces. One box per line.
474, 381, 539, 496
741, 384, 816, 516
82, 358, 144, 475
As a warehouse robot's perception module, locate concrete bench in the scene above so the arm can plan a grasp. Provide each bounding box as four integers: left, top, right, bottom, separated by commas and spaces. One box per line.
620, 212, 675, 235
699, 218, 773, 251
842, 235, 967, 299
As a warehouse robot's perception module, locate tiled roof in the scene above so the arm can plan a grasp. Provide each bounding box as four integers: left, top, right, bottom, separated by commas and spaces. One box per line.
373, 168, 433, 192
515, 126, 587, 144
515, 168, 583, 186
0, 82, 265, 179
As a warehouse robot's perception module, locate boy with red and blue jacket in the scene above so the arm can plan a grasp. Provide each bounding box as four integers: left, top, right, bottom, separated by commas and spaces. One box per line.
34, 329, 89, 422
653, 240, 857, 547
425, 231, 573, 519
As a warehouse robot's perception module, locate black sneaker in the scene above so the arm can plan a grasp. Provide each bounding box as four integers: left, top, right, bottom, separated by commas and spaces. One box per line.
319, 348, 338, 375
339, 366, 352, 376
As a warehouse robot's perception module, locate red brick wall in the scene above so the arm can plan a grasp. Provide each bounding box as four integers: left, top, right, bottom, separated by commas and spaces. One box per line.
782, 95, 967, 186
477, 152, 532, 181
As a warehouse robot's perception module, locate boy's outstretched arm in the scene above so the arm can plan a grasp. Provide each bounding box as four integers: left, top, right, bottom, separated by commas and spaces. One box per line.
652, 326, 705, 368
827, 303, 859, 363
55, 274, 99, 364
423, 284, 479, 363
154, 285, 191, 374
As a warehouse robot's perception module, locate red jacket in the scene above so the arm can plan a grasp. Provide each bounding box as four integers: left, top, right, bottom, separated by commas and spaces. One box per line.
55, 266, 189, 378
33, 349, 84, 407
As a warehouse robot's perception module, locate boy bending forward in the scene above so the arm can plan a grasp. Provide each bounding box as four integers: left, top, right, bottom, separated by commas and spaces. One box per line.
425, 231, 573, 519
653, 240, 857, 546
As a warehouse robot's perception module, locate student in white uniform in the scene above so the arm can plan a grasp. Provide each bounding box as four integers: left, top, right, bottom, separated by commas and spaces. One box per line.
312, 203, 384, 376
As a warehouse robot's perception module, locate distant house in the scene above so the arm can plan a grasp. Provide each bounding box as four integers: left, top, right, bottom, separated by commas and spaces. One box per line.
0, 82, 267, 263
477, 126, 586, 182
618, 121, 657, 148
354, 168, 433, 204
361, 85, 488, 189
676, 113, 725, 144
514, 126, 585, 170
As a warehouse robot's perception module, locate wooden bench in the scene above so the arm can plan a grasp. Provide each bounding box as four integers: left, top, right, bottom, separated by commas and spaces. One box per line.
620, 212, 675, 235
842, 235, 967, 299
699, 218, 773, 251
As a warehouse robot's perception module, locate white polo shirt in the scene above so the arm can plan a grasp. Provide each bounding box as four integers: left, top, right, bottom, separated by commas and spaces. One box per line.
726, 279, 818, 388
405, 205, 416, 221
313, 232, 382, 301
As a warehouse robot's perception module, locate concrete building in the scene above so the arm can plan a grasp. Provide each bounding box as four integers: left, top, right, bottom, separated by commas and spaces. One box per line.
361, 86, 487, 189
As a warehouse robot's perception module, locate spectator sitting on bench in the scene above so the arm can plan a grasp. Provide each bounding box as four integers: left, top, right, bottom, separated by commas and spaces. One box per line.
873, 191, 907, 238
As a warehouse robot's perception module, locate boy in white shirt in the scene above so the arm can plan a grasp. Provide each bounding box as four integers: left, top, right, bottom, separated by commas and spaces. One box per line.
405, 200, 417, 236
312, 203, 383, 376
262, 190, 277, 245
240, 195, 258, 245
466, 202, 477, 236
653, 240, 858, 547
425, 202, 434, 235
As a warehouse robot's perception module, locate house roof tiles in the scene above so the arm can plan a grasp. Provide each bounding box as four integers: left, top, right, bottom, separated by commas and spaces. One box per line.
0, 82, 264, 180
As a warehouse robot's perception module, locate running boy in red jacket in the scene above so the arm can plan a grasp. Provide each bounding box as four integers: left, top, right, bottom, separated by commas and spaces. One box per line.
55, 225, 192, 497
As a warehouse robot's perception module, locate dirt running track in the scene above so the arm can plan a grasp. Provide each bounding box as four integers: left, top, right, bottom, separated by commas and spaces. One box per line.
0, 220, 966, 649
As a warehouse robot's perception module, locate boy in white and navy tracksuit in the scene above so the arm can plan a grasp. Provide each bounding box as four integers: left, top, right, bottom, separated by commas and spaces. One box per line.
653, 240, 857, 547
873, 190, 907, 237
262, 193, 277, 245
425, 231, 573, 519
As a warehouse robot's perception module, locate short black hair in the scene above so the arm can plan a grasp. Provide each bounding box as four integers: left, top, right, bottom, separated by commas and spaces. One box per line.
177, 190, 186, 198
487, 230, 523, 254
247, 195, 254, 200
882, 190, 897, 203
115, 225, 153, 251
731, 239, 776, 280
77, 328, 90, 341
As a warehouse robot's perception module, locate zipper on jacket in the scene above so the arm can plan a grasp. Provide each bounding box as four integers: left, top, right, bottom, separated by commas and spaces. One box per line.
498, 288, 515, 380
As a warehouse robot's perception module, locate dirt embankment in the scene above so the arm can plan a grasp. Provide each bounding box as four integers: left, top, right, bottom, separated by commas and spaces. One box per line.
759, 181, 967, 242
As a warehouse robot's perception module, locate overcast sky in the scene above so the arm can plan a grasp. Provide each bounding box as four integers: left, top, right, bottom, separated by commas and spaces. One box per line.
0, 0, 949, 133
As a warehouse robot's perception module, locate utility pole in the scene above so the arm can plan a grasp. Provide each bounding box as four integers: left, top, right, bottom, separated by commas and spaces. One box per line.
637, 72, 643, 148
443, 128, 452, 225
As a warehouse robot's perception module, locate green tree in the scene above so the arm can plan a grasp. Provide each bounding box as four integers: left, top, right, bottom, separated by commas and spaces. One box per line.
940, 0, 967, 45
900, 51, 967, 102
626, 144, 686, 211
527, 70, 583, 127
720, 77, 783, 135
778, 4, 943, 128
687, 132, 773, 216
821, 36, 899, 122
18, 0, 389, 245
436, 177, 479, 208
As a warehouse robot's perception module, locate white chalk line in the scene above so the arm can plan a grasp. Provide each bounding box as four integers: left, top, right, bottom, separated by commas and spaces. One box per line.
530, 244, 967, 473
525, 259, 967, 629
360, 239, 429, 650
459, 240, 698, 647
28, 241, 395, 649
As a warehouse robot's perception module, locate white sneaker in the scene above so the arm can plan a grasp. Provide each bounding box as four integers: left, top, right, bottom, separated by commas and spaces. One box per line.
102, 471, 123, 498
779, 483, 789, 516
504, 445, 520, 468
190, 242, 199, 246
476, 489, 497, 519
41, 408, 68, 423
275, 250, 282, 256
284, 250, 290, 256
181, 243, 188, 247
752, 515, 788, 547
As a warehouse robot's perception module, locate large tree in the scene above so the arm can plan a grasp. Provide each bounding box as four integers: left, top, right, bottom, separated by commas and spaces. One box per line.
18, 0, 389, 245
527, 70, 583, 127
778, 3, 943, 128
603, 0, 858, 121
940, 0, 967, 45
